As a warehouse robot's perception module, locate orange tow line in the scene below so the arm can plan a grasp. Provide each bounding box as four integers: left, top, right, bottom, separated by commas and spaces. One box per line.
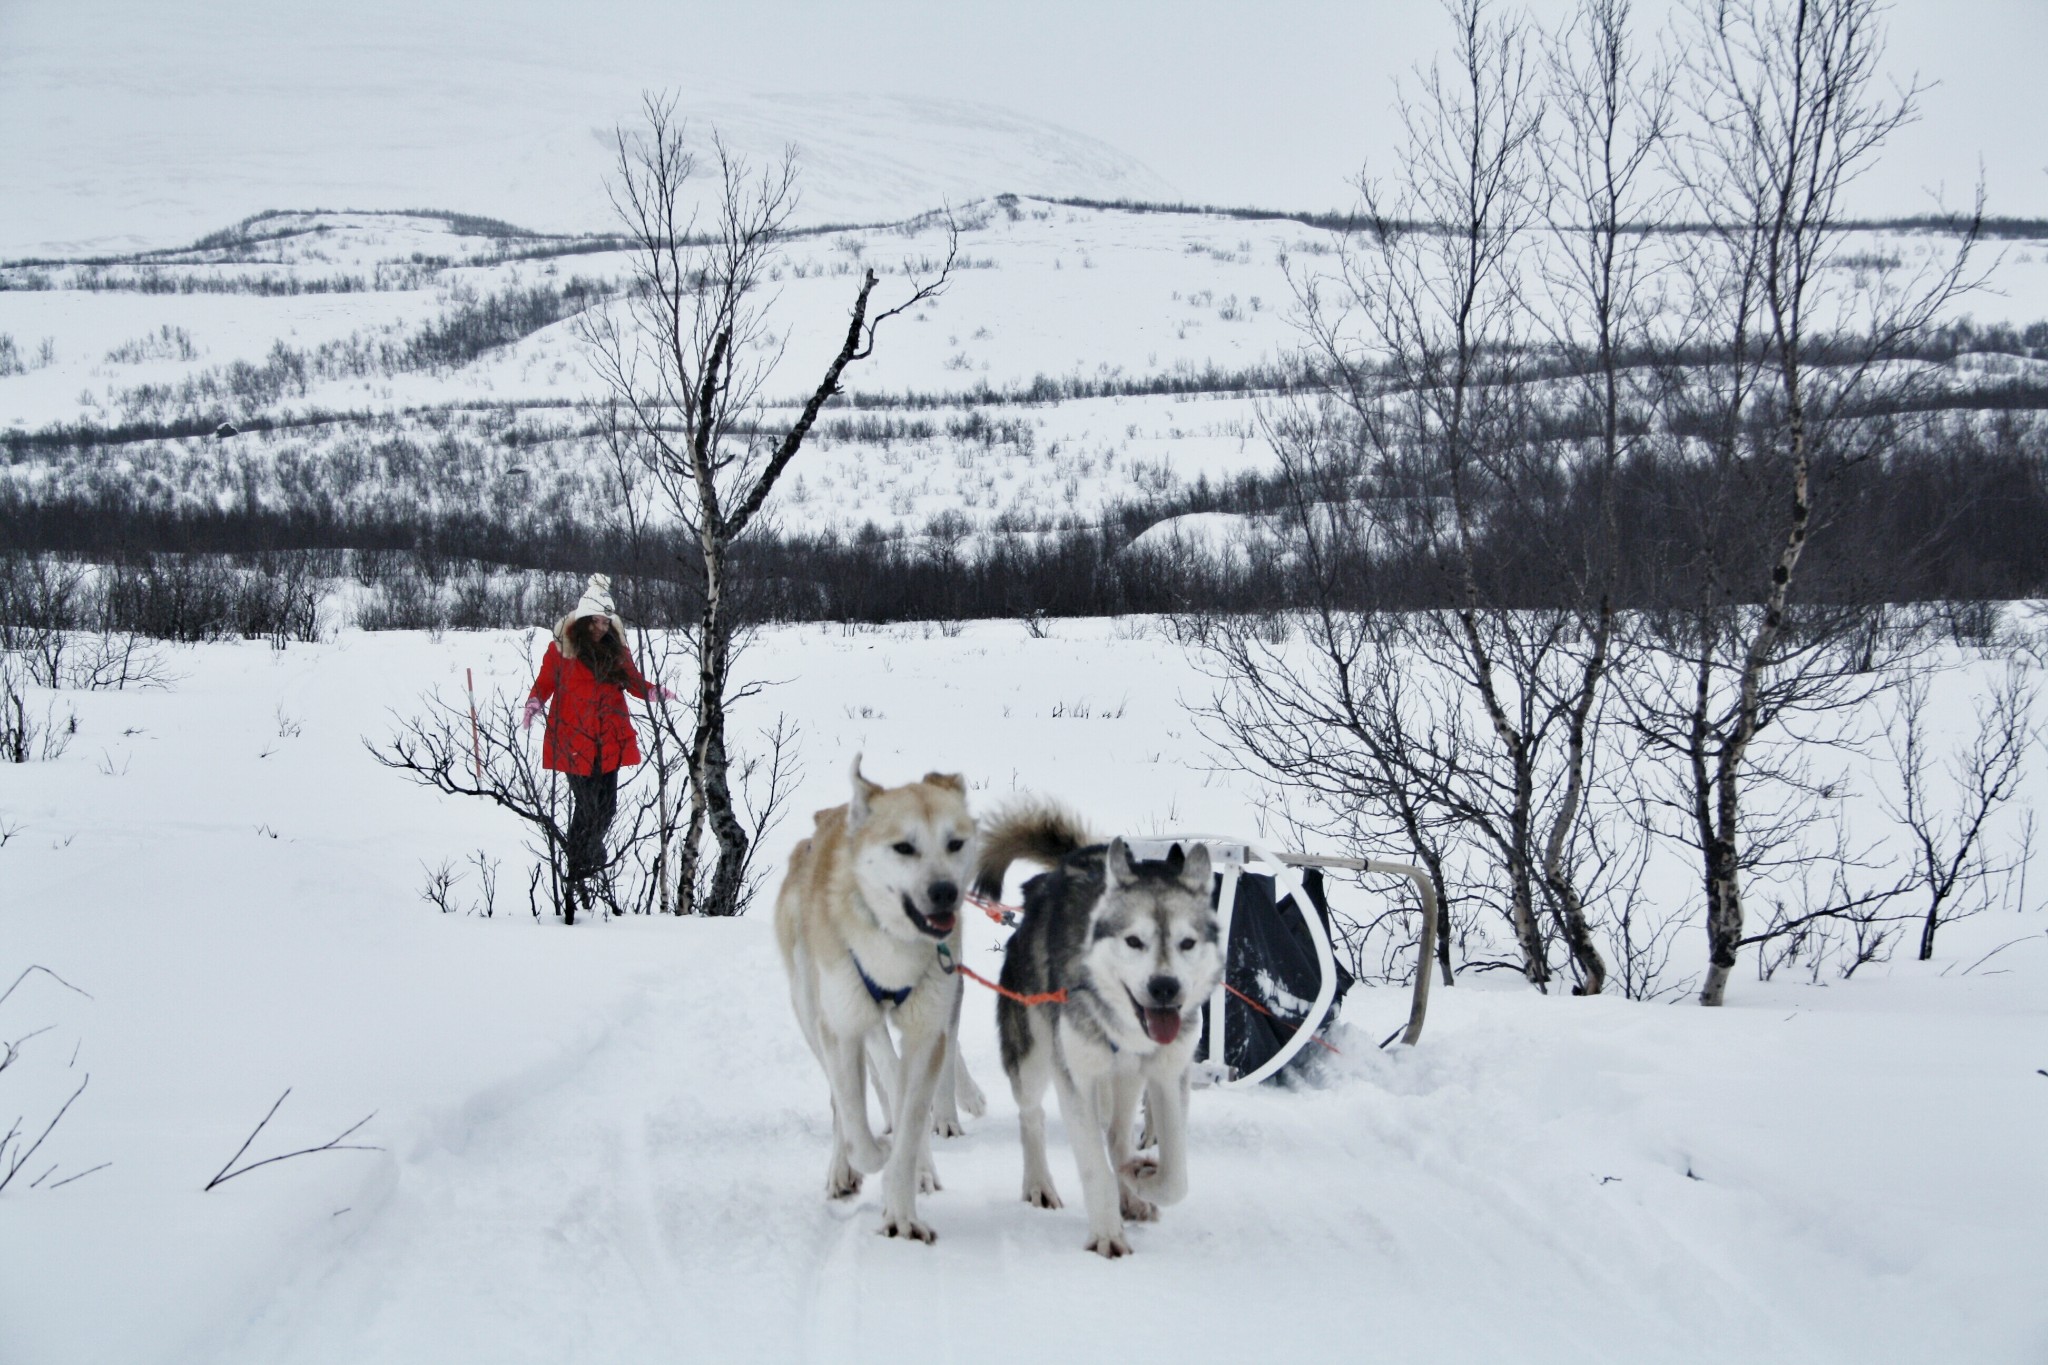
953, 961, 1069, 1007
966, 890, 1014, 925
1221, 982, 1342, 1055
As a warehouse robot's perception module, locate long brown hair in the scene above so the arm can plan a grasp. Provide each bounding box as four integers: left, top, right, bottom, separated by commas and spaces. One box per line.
567, 615, 630, 687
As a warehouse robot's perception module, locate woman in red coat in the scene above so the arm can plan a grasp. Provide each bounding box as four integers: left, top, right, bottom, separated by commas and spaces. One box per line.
522, 574, 669, 914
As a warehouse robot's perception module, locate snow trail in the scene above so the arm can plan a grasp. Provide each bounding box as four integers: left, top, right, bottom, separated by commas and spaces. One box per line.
3, 628, 2044, 1364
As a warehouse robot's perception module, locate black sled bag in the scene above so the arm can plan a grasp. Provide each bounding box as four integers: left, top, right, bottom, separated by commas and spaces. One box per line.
1194, 867, 1354, 1082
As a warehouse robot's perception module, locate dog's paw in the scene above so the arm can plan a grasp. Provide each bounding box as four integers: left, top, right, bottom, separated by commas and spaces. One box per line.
918, 1163, 942, 1194
931, 1114, 965, 1139
1085, 1231, 1133, 1259
957, 1073, 988, 1119
880, 1214, 937, 1244
1119, 1189, 1159, 1222
826, 1151, 863, 1199
1022, 1181, 1063, 1210
1119, 1155, 1184, 1206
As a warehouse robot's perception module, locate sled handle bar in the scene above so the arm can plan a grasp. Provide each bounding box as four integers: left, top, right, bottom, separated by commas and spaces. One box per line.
1267, 853, 1437, 1049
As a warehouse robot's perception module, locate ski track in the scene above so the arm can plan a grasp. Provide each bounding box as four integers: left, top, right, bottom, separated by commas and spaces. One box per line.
226, 924, 2037, 1365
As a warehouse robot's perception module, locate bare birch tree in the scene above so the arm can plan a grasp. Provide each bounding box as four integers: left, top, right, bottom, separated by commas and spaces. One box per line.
1189, 410, 1467, 989
1246, 0, 1638, 992
582, 95, 952, 916
1627, 0, 1979, 1004
1513, 0, 1686, 996
1319, 0, 1556, 987
1886, 665, 2038, 960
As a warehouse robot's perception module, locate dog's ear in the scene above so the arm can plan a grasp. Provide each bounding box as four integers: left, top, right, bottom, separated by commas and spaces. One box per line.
1179, 842, 1213, 892
1106, 837, 1140, 888
921, 771, 965, 793
848, 754, 880, 829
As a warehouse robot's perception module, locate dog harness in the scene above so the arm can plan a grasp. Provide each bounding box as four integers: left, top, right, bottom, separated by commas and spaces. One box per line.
850, 953, 913, 1008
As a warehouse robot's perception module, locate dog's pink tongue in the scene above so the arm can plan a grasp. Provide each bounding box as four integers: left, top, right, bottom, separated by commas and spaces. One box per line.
1143, 1008, 1182, 1045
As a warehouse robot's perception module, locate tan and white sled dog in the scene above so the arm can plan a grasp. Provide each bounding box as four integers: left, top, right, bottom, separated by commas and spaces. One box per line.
774, 758, 981, 1242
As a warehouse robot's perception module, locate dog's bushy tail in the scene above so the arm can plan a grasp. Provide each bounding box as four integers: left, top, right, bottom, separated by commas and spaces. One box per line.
974, 800, 1094, 900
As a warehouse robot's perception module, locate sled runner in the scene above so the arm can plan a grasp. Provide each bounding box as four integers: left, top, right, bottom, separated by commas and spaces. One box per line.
1122, 837, 1437, 1086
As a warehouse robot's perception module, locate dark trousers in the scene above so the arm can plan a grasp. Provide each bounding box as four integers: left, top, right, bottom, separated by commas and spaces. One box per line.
565, 766, 619, 882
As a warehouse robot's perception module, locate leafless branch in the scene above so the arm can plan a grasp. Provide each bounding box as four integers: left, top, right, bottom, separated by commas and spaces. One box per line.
0, 1073, 88, 1194
203, 1087, 381, 1191
1883, 665, 2039, 959
48, 1161, 111, 1190
0, 964, 93, 1011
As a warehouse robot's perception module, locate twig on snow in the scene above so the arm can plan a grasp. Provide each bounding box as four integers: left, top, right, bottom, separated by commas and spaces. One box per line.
48, 1161, 111, 1189
0, 1073, 88, 1193
1957, 932, 2046, 977
203, 1088, 381, 1191
0, 1023, 57, 1078
0, 965, 93, 1011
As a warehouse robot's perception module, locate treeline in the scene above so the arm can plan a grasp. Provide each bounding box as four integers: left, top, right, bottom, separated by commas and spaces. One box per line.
0, 552, 322, 649
1047, 194, 2048, 241
3, 411, 2043, 628
1, 267, 385, 296
829, 359, 1308, 410
398, 279, 610, 370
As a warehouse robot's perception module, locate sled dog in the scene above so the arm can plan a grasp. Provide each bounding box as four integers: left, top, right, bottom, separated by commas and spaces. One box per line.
975, 805, 1225, 1258
774, 758, 979, 1242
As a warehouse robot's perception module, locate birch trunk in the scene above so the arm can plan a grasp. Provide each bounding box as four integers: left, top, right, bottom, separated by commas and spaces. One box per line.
1700, 397, 1809, 1004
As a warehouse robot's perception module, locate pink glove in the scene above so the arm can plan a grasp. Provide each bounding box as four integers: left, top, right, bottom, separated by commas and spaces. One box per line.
655, 685, 677, 703
522, 697, 545, 729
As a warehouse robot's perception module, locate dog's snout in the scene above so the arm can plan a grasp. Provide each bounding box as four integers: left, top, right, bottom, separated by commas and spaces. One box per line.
1146, 974, 1181, 1007
928, 880, 960, 911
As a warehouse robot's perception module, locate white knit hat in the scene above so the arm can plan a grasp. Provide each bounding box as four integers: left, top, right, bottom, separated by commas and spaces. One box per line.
567, 573, 616, 624
556, 573, 625, 647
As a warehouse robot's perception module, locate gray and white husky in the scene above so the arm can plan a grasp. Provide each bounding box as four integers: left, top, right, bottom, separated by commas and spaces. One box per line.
975, 805, 1225, 1258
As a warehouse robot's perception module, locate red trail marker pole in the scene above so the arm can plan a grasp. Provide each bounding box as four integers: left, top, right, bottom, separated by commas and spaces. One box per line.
465, 668, 483, 786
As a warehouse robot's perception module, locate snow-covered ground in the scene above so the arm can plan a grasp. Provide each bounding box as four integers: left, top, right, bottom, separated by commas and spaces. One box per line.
3, 623, 2044, 1364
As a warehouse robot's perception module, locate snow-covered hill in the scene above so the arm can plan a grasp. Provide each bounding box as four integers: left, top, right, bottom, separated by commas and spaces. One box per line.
0, 0, 1172, 262
0, 200, 1305, 540
5, 200, 2042, 553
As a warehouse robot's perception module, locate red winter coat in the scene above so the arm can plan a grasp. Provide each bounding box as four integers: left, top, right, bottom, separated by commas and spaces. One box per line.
528, 639, 653, 774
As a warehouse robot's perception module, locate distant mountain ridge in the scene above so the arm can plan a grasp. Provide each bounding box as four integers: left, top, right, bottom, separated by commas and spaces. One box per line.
0, 84, 1170, 259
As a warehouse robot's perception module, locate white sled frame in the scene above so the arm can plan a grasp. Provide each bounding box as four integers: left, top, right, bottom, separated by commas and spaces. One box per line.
1124, 836, 1438, 1087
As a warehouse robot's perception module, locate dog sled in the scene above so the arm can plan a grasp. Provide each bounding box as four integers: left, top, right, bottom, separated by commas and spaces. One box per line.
1117, 837, 1436, 1086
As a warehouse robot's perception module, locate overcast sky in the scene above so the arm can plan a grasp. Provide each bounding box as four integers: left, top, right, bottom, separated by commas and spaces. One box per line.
652, 0, 2048, 215
3, 0, 2042, 252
